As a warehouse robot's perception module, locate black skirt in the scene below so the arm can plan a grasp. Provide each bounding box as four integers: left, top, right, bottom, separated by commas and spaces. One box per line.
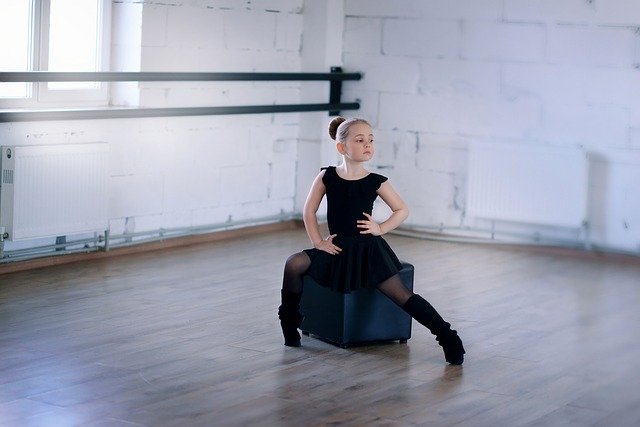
303, 234, 402, 293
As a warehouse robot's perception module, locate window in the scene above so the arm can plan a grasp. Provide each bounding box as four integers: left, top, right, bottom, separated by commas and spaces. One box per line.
0, 0, 110, 105
0, 0, 32, 98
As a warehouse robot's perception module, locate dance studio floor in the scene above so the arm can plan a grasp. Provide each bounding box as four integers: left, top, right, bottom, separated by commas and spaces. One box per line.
1, 227, 639, 426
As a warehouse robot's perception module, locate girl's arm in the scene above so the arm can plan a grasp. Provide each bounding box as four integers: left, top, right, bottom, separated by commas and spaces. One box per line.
303, 171, 341, 255
358, 181, 409, 236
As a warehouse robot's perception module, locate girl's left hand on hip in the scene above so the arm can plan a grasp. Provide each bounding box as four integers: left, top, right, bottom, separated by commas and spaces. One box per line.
357, 212, 383, 236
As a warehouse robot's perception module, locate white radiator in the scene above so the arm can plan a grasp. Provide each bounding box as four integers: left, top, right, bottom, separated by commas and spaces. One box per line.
0, 143, 109, 241
466, 142, 588, 228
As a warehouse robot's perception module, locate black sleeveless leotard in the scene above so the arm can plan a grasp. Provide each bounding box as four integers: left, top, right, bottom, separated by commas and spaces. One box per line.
303, 166, 403, 293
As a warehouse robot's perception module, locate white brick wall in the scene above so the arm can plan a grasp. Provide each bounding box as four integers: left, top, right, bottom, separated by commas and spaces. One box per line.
501, 64, 640, 109
275, 13, 303, 51
383, 19, 460, 58
461, 22, 546, 62
504, 0, 640, 26
111, 2, 141, 106
547, 24, 637, 67
378, 92, 458, 134
345, 0, 504, 21
141, 5, 168, 48
0, 0, 304, 254
223, 11, 277, 50
535, 105, 630, 147
3, 0, 639, 256
344, 17, 382, 54
109, 173, 164, 219
131, 2, 302, 232
503, 0, 599, 24
630, 127, 640, 147
417, 59, 501, 98
457, 96, 542, 139
343, 0, 640, 254
344, 53, 419, 94
341, 88, 380, 127
589, 150, 640, 252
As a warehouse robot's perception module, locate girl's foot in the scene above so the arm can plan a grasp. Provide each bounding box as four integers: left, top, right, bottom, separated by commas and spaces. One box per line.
283, 332, 302, 348
278, 290, 303, 347
437, 331, 465, 365
402, 294, 466, 365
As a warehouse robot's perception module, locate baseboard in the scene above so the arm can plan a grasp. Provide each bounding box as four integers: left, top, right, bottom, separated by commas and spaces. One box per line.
0, 219, 304, 276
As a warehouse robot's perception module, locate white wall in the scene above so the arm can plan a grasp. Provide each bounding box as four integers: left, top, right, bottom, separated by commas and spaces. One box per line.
0, 0, 305, 252
107, 0, 304, 235
2, 0, 640, 256
341, 0, 640, 254
296, 0, 346, 214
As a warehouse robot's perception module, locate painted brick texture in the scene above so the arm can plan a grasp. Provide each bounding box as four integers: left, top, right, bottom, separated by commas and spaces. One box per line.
344, 0, 640, 253
2, 0, 640, 256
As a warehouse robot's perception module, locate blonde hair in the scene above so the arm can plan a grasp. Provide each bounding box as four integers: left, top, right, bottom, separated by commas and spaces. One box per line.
328, 117, 371, 142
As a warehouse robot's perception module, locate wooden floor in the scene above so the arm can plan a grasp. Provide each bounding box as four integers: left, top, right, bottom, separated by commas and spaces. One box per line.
1, 228, 640, 427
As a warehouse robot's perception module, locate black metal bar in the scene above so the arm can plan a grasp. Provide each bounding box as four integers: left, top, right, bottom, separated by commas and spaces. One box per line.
0, 102, 361, 122
328, 66, 344, 116
0, 71, 362, 83
0, 68, 362, 122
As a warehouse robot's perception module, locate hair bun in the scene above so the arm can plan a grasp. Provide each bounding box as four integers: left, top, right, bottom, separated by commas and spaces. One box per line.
328, 116, 346, 140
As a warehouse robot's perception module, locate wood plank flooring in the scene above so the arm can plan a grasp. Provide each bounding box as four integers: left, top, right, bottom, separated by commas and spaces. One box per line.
1, 228, 640, 426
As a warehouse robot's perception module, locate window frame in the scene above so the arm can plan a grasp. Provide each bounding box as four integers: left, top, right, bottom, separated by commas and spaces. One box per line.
0, 0, 111, 107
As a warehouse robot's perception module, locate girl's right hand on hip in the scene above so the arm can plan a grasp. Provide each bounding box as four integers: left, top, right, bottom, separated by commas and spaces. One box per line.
315, 234, 342, 255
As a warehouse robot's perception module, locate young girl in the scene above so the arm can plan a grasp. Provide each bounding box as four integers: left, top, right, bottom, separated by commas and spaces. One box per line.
278, 117, 465, 365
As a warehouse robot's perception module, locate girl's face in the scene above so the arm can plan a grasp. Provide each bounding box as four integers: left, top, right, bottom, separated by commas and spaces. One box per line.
338, 123, 374, 162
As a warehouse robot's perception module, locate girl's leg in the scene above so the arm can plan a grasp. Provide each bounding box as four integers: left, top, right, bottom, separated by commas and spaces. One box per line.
377, 274, 465, 365
278, 252, 311, 347
376, 273, 413, 306
282, 252, 311, 294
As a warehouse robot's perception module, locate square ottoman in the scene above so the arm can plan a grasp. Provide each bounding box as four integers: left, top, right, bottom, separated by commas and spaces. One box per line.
299, 262, 414, 348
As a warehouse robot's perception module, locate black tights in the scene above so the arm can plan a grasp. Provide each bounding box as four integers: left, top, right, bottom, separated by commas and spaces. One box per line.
281, 252, 414, 306
282, 252, 311, 294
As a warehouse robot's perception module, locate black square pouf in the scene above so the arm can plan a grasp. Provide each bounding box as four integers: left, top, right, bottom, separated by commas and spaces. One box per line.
299, 262, 414, 348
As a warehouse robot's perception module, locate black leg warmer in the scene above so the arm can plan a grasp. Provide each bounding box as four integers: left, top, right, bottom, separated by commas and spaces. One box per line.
402, 294, 465, 365
278, 290, 303, 347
